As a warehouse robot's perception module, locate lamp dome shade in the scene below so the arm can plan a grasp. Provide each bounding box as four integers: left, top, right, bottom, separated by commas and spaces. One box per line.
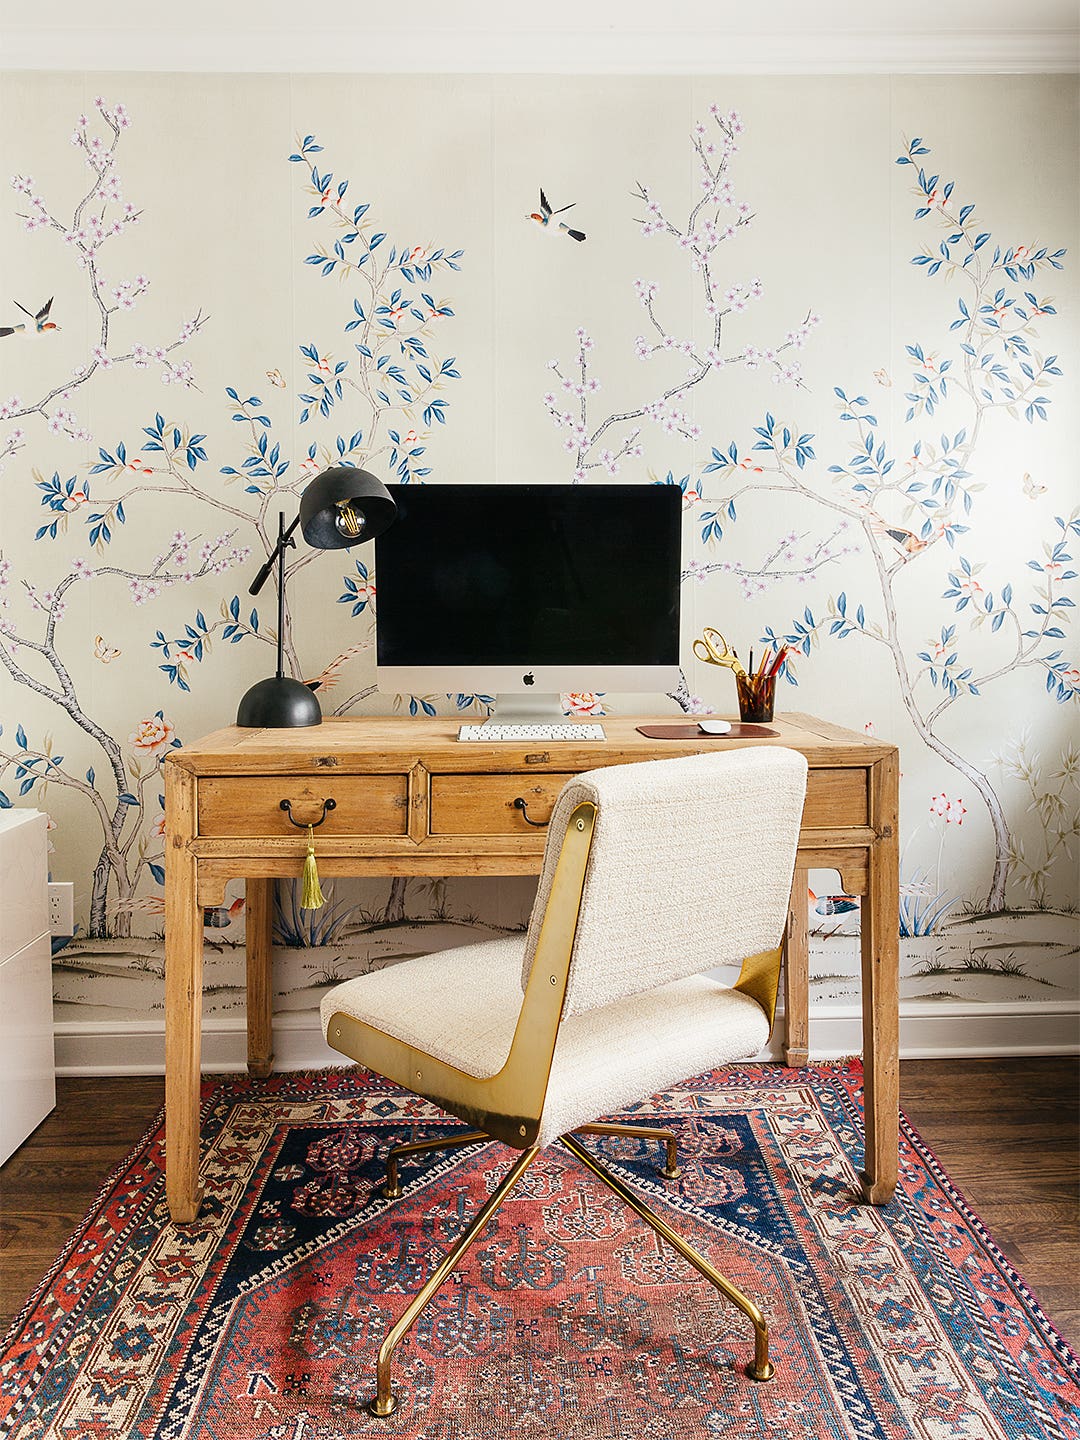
298, 467, 397, 550
236, 674, 322, 727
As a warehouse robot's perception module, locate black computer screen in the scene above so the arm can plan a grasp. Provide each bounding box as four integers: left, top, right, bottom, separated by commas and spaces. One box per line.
374, 484, 682, 667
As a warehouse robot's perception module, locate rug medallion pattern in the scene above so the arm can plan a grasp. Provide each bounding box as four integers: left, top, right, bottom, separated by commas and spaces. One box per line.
1, 1063, 1077, 1439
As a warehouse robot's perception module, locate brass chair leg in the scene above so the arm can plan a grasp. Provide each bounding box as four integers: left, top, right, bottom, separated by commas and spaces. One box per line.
383, 1129, 490, 1198
560, 1133, 775, 1382
368, 1144, 541, 1418
576, 1121, 681, 1178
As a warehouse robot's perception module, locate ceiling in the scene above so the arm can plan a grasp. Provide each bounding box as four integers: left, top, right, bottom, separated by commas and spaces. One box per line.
2, 0, 1078, 72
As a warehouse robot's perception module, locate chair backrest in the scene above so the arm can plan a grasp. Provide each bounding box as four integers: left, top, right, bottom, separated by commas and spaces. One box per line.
521, 747, 808, 1017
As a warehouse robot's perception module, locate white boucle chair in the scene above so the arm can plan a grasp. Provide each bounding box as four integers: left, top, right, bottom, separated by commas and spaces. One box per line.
322, 745, 808, 1417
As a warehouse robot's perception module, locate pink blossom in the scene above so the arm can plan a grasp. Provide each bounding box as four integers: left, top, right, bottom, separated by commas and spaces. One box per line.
563, 692, 605, 717
129, 713, 176, 759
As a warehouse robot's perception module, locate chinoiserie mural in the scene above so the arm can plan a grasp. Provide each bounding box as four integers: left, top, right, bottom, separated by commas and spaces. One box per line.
0, 75, 1076, 1040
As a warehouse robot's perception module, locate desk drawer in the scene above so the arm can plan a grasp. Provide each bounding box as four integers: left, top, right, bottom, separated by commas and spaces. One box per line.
803, 768, 868, 828
430, 774, 575, 834
197, 776, 408, 837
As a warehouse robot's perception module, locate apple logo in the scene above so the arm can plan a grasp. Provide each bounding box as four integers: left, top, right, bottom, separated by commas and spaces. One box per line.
522, 671, 535, 686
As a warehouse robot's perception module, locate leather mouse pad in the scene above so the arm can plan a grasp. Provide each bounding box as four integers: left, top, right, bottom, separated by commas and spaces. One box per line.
636, 723, 779, 739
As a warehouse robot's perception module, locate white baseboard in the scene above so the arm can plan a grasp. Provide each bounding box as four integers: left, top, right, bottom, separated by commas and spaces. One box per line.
54, 1001, 1079, 1076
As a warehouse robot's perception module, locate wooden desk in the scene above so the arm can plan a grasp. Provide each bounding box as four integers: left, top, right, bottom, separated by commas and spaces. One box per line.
164, 713, 898, 1221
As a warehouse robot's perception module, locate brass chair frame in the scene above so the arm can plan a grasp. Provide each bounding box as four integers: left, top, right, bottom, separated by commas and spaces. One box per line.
325, 799, 783, 1417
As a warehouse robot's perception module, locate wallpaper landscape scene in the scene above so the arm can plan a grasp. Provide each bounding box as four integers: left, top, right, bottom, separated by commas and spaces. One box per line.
0, 74, 1076, 1046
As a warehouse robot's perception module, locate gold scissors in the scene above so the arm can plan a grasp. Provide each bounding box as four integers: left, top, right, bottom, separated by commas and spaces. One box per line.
692, 627, 748, 680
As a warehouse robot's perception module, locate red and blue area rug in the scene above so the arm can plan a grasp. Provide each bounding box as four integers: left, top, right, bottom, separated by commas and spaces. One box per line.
2, 1062, 1077, 1439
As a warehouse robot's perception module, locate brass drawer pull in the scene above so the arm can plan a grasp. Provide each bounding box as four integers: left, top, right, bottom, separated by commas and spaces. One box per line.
512, 797, 549, 828
280, 797, 337, 828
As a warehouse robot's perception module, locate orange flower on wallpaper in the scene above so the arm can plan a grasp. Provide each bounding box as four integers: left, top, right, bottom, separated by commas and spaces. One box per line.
129, 714, 176, 758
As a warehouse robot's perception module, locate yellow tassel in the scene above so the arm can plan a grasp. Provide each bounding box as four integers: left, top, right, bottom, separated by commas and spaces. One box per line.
300, 824, 326, 910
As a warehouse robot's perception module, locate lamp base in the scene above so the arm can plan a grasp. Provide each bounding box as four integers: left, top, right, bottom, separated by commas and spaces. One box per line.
236, 676, 323, 728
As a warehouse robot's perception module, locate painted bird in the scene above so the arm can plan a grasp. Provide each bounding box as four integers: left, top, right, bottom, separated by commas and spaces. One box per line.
304, 642, 372, 693
869, 518, 933, 558
203, 897, 246, 929
13, 296, 60, 333
809, 888, 859, 916
882, 526, 930, 556
528, 188, 586, 242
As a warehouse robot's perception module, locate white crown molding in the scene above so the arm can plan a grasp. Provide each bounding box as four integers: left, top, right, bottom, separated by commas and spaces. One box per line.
2, 26, 1077, 74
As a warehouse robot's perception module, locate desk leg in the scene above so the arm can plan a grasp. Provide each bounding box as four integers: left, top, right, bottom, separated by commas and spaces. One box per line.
860, 753, 900, 1206
246, 879, 275, 1077
164, 765, 204, 1224
783, 873, 810, 1067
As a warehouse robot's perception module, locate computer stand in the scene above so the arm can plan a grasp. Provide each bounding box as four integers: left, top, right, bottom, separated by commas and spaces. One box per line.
483, 693, 568, 726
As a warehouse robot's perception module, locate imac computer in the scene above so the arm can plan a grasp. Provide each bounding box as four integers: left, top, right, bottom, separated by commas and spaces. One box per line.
374, 483, 682, 727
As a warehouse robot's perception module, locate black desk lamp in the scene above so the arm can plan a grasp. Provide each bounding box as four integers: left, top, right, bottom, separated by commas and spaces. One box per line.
236, 466, 397, 727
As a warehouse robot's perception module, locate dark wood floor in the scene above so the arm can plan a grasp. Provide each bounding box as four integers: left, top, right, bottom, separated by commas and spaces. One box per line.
1, 1059, 1077, 1349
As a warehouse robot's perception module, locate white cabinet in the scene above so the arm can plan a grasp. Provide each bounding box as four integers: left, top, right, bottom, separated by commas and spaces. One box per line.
0, 809, 55, 1164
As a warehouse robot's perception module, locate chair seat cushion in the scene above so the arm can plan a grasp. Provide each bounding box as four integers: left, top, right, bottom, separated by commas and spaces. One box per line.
320, 936, 770, 1149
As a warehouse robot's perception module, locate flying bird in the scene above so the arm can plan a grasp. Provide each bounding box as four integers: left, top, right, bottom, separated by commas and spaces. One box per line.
13, 297, 60, 333
528, 188, 586, 242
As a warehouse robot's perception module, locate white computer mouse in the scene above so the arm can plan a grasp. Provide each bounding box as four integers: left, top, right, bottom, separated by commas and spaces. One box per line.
697, 719, 732, 735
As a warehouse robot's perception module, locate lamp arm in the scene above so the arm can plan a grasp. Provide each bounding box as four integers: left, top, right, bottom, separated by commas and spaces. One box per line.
247, 511, 302, 597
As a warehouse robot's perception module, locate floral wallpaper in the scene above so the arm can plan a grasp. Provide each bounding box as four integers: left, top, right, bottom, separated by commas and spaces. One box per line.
0, 74, 1076, 1041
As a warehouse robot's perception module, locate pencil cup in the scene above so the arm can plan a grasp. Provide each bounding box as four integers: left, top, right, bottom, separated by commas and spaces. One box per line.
735, 670, 776, 724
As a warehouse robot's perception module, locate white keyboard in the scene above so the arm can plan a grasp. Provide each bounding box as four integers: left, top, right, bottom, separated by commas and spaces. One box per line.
458, 723, 606, 742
